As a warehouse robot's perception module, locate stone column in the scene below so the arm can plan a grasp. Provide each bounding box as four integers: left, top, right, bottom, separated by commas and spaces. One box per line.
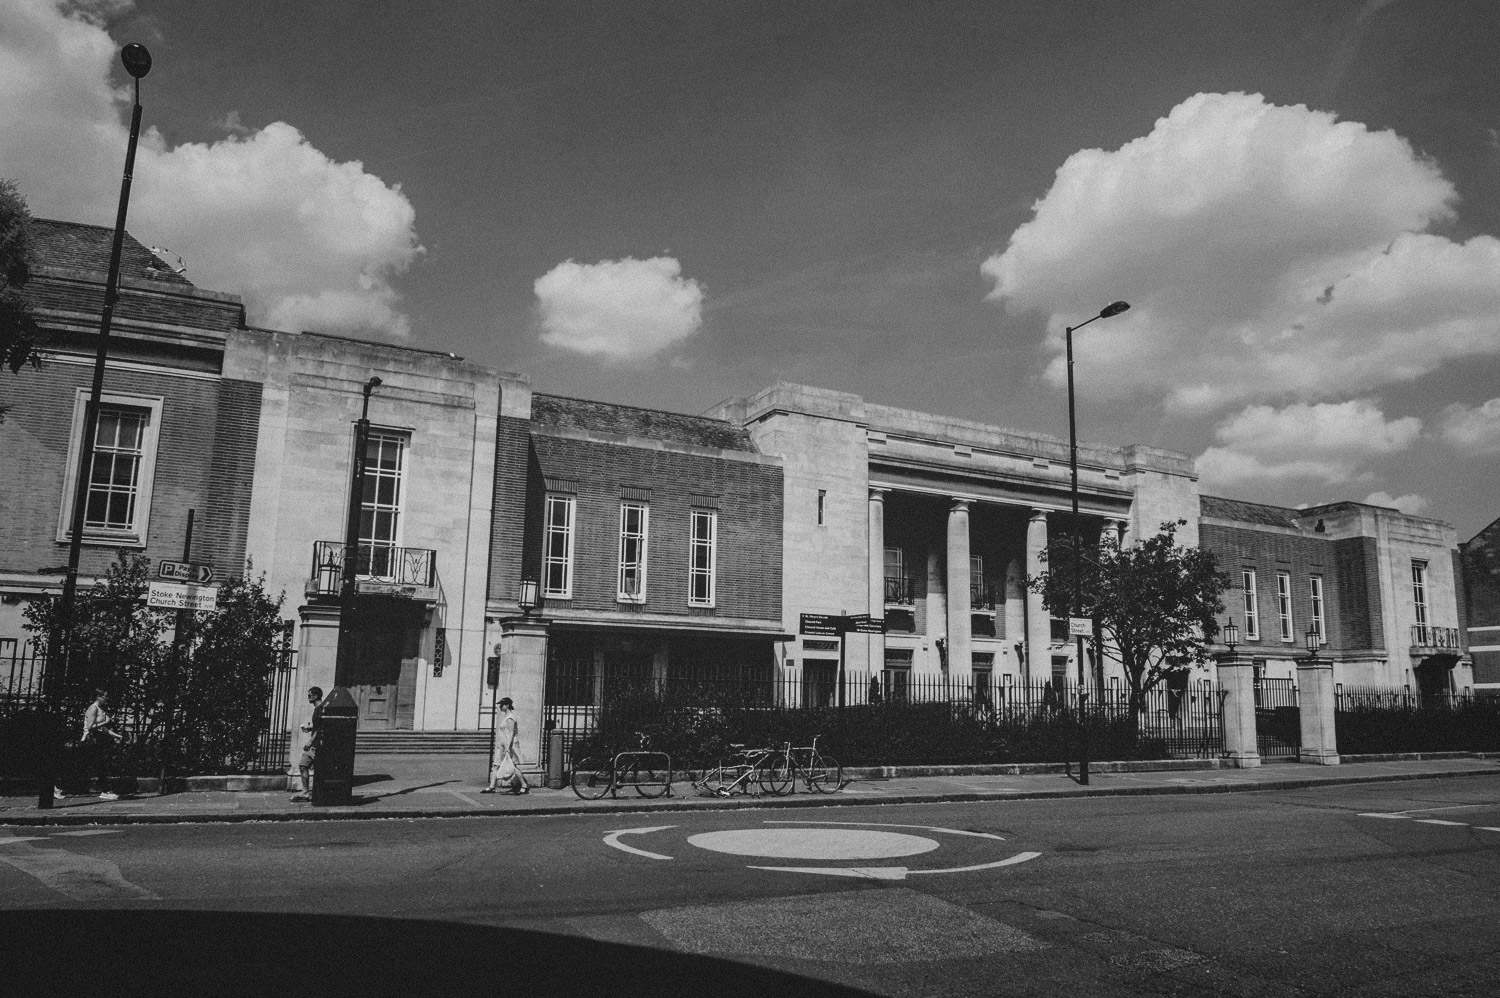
1297, 655, 1340, 765
1101, 518, 1122, 551
289, 605, 341, 782
945, 499, 973, 682
1025, 508, 1050, 685
867, 487, 887, 676
498, 617, 550, 777
1004, 558, 1025, 674
1216, 653, 1261, 768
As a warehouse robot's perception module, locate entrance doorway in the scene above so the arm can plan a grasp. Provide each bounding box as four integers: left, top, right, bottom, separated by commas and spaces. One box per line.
1414, 657, 1455, 707
346, 596, 427, 730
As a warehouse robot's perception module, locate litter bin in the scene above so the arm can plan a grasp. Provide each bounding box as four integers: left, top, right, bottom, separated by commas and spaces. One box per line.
312, 687, 358, 806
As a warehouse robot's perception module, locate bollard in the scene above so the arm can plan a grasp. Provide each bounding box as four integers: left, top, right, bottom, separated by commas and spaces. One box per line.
547, 728, 564, 789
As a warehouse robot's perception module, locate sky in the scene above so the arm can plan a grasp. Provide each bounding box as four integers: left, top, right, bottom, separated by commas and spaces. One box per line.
3, 0, 1499, 539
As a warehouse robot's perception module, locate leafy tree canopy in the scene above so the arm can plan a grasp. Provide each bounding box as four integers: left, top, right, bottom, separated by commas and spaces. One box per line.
0, 178, 44, 376
1030, 519, 1230, 706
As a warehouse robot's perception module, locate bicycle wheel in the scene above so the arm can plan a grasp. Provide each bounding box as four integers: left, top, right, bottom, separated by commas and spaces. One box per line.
808, 754, 843, 793
693, 764, 731, 797
569, 758, 614, 800
633, 762, 671, 798
758, 752, 793, 795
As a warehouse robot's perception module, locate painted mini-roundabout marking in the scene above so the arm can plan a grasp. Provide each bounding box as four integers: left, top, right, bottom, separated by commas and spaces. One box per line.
602, 820, 1041, 880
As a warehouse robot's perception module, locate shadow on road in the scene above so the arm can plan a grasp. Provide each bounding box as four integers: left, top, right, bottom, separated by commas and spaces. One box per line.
4, 909, 873, 997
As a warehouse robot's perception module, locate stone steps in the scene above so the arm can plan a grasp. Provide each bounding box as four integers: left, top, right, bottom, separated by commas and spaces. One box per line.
355, 730, 492, 754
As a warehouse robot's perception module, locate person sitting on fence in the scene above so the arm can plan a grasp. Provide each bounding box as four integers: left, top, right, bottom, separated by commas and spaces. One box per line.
290, 687, 324, 803
82, 689, 124, 800
482, 697, 530, 795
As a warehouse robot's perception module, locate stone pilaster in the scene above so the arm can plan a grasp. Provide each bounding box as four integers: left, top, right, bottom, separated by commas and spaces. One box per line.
868, 487, 887, 675
1216, 653, 1261, 767
497, 618, 550, 776
1025, 508, 1050, 685
945, 499, 972, 680
1297, 655, 1340, 765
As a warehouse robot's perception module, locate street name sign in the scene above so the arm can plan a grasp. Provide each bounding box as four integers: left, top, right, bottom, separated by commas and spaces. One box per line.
158, 560, 215, 584
847, 614, 887, 634
799, 613, 842, 636
1068, 617, 1094, 637
147, 581, 220, 612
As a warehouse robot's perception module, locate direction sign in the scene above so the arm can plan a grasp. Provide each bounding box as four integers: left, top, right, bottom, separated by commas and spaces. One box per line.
1067, 617, 1094, 637
847, 614, 886, 634
147, 581, 220, 612
799, 613, 843, 637
158, 560, 215, 584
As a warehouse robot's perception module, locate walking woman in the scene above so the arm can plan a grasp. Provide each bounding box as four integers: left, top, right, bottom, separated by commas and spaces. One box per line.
481, 697, 531, 794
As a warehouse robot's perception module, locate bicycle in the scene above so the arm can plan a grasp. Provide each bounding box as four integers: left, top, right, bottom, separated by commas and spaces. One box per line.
691, 744, 783, 797
760, 735, 843, 795
569, 735, 673, 800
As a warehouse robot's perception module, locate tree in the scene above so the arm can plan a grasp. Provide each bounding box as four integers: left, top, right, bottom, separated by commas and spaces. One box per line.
0, 179, 44, 378
23, 552, 288, 776
1030, 519, 1230, 712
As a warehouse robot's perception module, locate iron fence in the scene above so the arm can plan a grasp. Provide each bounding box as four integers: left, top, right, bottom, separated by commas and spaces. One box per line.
1254, 677, 1300, 759
543, 659, 1224, 767
0, 637, 46, 714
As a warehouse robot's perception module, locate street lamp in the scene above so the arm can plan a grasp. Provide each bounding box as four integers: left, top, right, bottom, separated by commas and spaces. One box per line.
1065, 300, 1129, 787
40, 44, 152, 811
1221, 619, 1240, 657
1304, 626, 1322, 658
517, 578, 540, 616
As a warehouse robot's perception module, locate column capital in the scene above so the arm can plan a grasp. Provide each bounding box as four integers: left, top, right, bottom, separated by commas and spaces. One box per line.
1029, 507, 1049, 522
948, 497, 971, 513
868, 486, 889, 502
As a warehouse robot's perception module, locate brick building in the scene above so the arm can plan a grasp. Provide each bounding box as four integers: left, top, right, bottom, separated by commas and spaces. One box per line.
486, 388, 786, 763
1200, 496, 1472, 700
0, 221, 253, 661
1460, 516, 1500, 698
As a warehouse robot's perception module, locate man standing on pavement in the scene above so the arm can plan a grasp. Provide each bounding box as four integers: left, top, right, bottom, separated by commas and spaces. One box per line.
81, 689, 123, 800
290, 687, 324, 803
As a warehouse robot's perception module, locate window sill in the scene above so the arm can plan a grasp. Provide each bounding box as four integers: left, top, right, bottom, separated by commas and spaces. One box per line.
57, 531, 146, 548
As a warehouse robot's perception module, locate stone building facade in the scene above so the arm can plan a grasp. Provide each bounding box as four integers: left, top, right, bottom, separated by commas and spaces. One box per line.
1460, 516, 1500, 698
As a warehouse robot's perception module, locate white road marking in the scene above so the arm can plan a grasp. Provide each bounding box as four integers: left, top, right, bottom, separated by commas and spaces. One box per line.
602, 826, 676, 860
0, 834, 158, 901
750, 851, 1043, 880
767, 819, 1007, 842
688, 828, 940, 860
1479, 827, 1500, 832
1358, 813, 1410, 818
0, 836, 48, 844
1415, 819, 1468, 826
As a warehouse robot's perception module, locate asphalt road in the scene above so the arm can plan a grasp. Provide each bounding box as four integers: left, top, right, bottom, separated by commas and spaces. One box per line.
5, 776, 1499, 997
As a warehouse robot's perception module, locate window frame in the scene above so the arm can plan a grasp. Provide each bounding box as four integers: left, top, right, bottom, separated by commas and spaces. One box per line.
617, 502, 649, 603
543, 494, 576, 599
1411, 560, 1429, 628
356, 428, 409, 580
1309, 575, 1326, 646
1242, 569, 1260, 641
689, 509, 717, 607
56, 391, 164, 547
1276, 571, 1293, 642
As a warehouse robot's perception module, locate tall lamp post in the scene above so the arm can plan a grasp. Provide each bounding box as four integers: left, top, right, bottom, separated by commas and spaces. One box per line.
38, 44, 152, 811
333, 377, 383, 689
1065, 299, 1129, 787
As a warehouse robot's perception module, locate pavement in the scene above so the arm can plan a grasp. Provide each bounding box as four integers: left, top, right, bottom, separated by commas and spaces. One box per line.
3, 750, 1496, 826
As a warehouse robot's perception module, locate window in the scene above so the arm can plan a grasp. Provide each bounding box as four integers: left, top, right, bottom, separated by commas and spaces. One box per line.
358, 431, 407, 578
1412, 560, 1429, 638
689, 510, 716, 606
817, 489, 826, 525
617, 502, 649, 602
57, 392, 163, 546
1276, 572, 1293, 642
1242, 570, 1259, 640
1310, 575, 1325, 646
543, 495, 575, 598
884, 546, 911, 603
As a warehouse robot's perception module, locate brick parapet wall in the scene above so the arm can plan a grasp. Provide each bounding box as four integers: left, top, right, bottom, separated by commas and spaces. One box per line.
1200, 522, 1351, 653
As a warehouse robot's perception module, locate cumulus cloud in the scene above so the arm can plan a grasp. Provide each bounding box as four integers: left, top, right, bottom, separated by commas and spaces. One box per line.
982, 92, 1500, 413
1195, 399, 1421, 486
1438, 398, 1500, 455
1362, 491, 1431, 516
534, 257, 704, 361
0, 0, 422, 339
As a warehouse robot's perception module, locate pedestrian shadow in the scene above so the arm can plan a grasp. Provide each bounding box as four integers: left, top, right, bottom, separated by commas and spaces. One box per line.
1, 909, 873, 997
347, 779, 458, 805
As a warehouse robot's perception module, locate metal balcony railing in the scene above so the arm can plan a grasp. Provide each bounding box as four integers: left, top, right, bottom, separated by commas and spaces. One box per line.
311, 541, 437, 596
884, 576, 917, 605
1410, 625, 1461, 651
